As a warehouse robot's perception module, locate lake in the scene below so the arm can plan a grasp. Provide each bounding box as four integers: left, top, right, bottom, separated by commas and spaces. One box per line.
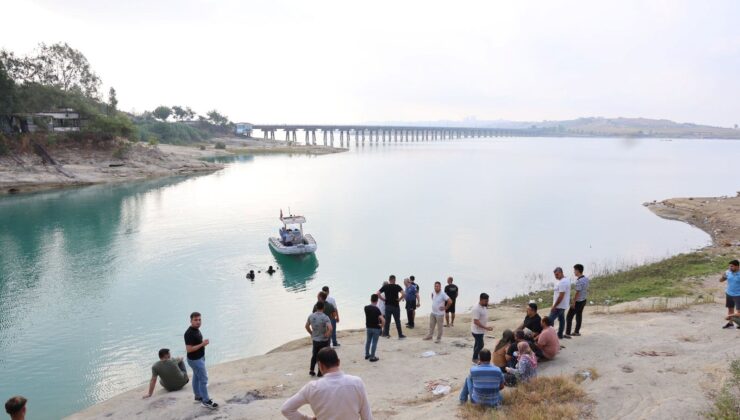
0, 137, 737, 418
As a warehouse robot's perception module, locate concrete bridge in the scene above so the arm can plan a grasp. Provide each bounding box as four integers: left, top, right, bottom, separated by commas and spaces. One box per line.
249, 124, 542, 147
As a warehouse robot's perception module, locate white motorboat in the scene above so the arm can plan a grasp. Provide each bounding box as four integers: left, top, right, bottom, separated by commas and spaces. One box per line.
268, 212, 317, 255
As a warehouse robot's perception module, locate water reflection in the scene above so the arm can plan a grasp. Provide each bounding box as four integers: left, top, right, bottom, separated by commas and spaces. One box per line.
269, 248, 319, 292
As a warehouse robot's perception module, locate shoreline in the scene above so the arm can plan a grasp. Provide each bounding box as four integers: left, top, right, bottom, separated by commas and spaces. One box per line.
0, 138, 346, 196
66, 193, 740, 419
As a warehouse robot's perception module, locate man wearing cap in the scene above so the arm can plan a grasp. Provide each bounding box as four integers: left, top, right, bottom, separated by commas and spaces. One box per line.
720, 259, 740, 329
143, 348, 189, 399
548, 267, 571, 339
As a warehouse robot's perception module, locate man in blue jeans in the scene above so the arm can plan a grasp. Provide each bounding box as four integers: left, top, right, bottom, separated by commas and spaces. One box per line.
184, 312, 218, 410
364, 294, 385, 362
548, 267, 571, 339
459, 349, 504, 407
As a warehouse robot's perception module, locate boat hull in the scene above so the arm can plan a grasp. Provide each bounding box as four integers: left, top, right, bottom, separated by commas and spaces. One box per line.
268, 234, 317, 255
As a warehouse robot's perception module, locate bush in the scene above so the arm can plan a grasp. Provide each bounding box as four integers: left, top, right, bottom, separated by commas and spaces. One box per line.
112, 141, 131, 159
214, 141, 226, 149
147, 136, 159, 146
134, 120, 209, 145
199, 145, 206, 150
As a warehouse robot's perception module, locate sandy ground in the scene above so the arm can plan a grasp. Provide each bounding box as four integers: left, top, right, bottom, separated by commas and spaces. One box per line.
65, 193, 740, 419
0, 138, 345, 195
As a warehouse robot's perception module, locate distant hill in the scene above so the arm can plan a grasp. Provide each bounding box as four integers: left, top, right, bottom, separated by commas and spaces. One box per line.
369, 117, 740, 139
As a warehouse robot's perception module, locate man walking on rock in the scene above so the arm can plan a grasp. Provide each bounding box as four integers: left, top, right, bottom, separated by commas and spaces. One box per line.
184, 312, 218, 409
471, 293, 493, 362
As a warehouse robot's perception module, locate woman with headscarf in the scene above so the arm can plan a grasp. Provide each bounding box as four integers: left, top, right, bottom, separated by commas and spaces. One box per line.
492, 329, 514, 369
504, 341, 538, 384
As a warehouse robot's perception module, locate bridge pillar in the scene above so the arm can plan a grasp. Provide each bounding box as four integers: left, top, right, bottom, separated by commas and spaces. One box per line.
330, 130, 334, 147
312, 130, 317, 145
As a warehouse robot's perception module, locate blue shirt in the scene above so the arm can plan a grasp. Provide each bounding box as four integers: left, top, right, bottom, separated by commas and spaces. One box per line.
470, 363, 503, 406
726, 270, 740, 297
575, 275, 590, 302
405, 284, 418, 302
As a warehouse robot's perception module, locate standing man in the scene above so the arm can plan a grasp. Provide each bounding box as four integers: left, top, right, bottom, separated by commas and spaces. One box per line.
4, 396, 26, 420
314, 292, 338, 346
424, 281, 451, 343
322, 286, 341, 347
444, 276, 459, 327
184, 312, 218, 409
471, 293, 493, 363
404, 278, 419, 328
548, 267, 571, 339
364, 294, 385, 362
378, 275, 406, 339
306, 301, 333, 377
720, 259, 740, 329
566, 264, 590, 337
281, 348, 373, 420
143, 348, 189, 398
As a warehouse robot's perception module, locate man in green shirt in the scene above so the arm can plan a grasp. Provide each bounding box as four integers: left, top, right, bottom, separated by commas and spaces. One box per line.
143, 348, 189, 398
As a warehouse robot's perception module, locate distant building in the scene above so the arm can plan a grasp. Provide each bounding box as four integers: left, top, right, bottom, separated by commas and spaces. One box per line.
235, 122, 253, 137
1, 109, 82, 134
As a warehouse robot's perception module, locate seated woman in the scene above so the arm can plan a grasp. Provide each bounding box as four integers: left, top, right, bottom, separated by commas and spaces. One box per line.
493, 330, 514, 370
504, 341, 538, 384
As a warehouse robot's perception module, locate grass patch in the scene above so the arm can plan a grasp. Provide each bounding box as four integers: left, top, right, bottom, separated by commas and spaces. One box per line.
503, 251, 728, 306
705, 360, 740, 420
458, 376, 590, 420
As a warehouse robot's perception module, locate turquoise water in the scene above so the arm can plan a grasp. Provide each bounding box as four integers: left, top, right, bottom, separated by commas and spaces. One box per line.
0, 137, 736, 418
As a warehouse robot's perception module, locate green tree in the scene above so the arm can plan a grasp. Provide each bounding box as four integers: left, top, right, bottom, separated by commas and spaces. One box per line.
1, 42, 102, 98
206, 109, 230, 126
152, 105, 172, 121
0, 61, 15, 116
108, 87, 118, 115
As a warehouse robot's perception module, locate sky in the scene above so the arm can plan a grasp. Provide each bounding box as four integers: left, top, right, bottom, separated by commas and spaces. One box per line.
1, 0, 739, 126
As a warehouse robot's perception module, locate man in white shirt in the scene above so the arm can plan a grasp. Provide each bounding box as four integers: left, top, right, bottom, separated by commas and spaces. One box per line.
471, 293, 493, 363
322, 286, 340, 347
548, 267, 571, 339
281, 348, 373, 420
423, 281, 451, 343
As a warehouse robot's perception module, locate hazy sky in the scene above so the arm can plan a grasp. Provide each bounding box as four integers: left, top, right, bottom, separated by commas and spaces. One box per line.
1, 0, 739, 126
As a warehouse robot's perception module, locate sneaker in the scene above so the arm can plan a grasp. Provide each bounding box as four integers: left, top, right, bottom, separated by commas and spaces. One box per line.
333, 343, 341, 347
723, 322, 734, 329
434, 339, 441, 343
572, 332, 581, 336
201, 400, 218, 410
369, 356, 379, 362
407, 325, 414, 329
399, 335, 407, 339
309, 371, 316, 376
317, 372, 323, 378
423, 336, 432, 341
194, 396, 203, 403
365, 355, 370, 360
382, 334, 391, 338
563, 335, 572, 339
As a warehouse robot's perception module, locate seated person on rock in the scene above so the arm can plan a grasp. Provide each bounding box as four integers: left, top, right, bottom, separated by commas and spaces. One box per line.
493, 329, 515, 370
536, 316, 560, 360
459, 348, 505, 407
504, 341, 538, 385
517, 303, 543, 338
143, 348, 189, 399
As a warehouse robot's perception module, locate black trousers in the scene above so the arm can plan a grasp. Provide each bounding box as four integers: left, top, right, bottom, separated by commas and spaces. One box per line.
383, 305, 403, 336
566, 300, 587, 335
405, 301, 416, 327
310, 340, 330, 372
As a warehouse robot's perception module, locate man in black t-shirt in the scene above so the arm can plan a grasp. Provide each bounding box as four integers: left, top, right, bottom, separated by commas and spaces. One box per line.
184, 312, 218, 410
518, 303, 543, 337
444, 277, 459, 327
364, 294, 385, 362
378, 275, 406, 339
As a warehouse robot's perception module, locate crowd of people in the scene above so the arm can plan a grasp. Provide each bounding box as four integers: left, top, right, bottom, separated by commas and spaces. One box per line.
7, 259, 738, 419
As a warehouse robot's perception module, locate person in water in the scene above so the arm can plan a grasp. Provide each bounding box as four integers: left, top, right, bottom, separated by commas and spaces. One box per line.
247, 270, 255, 280
267, 266, 276, 275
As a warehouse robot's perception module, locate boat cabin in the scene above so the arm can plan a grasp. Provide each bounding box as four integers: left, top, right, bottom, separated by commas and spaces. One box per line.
279, 215, 307, 246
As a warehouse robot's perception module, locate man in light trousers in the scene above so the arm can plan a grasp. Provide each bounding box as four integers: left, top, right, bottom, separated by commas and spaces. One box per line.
424, 281, 451, 343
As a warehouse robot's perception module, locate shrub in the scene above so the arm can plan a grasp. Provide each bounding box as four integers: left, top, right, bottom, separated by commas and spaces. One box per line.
199, 145, 206, 150
112, 141, 131, 159
147, 136, 159, 146
214, 141, 226, 149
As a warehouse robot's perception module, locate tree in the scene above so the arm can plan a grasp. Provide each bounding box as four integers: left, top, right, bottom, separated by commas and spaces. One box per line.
206, 109, 230, 126
1, 43, 101, 98
0, 61, 15, 116
152, 106, 172, 121
108, 87, 118, 115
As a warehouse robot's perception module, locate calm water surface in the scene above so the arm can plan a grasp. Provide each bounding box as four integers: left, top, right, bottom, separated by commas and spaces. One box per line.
1, 137, 737, 418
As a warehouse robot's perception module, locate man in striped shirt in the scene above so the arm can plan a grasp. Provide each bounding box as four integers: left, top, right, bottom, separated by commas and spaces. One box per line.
459, 348, 505, 407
